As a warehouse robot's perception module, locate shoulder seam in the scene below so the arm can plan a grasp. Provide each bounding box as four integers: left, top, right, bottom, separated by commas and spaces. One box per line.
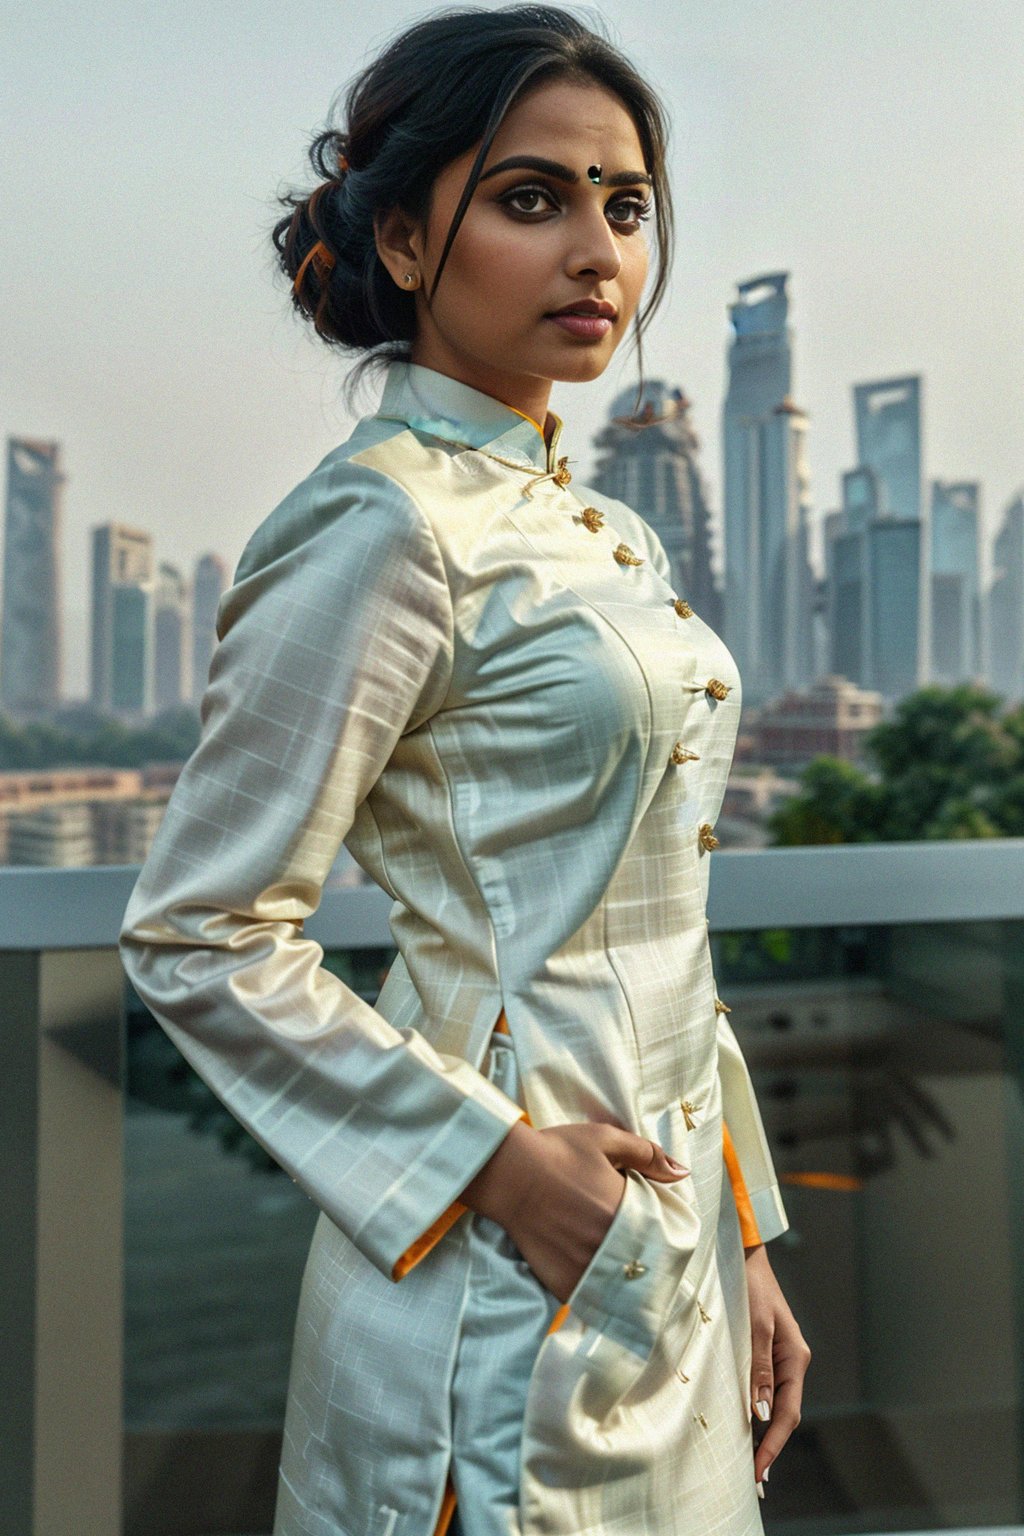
341, 446, 457, 676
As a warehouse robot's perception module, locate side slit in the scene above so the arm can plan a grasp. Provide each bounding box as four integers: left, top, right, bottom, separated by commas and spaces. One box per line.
431, 1470, 458, 1536
432, 1003, 561, 1536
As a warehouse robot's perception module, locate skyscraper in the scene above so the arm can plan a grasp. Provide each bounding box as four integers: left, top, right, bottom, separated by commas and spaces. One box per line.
833, 375, 927, 700
191, 552, 228, 705
929, 480, 982, 684
1, 438, 64, 715
91, 523, 154, 711
825, 467, 886, 686
154, 561, 190, 711
110, 581, 155, 716
853, 376, 922, 523
721, 272, 815, 704
989, 493, 1024, 702
867, 517, 924, 699
591, 380, 720, 627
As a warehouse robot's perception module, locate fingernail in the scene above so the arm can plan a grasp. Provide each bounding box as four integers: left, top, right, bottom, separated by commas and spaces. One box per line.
665, 1156, 689, 1172
754, 1399, 771, 1421
756, 1481, 765, 1499
763, 1464, 770, 1482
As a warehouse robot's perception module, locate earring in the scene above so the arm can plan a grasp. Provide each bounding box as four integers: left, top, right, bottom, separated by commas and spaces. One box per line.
403, 272, 418, 286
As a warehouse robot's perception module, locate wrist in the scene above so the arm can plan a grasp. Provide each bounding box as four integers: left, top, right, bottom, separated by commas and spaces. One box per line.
460, 1117, 543, 1227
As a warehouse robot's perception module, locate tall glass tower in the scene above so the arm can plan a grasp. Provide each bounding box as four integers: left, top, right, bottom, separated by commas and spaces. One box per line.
1, 438, 64, 715
111, 581, 155, 716
591, 380, 720, 628
853, 376, 922, 523
154, 561, 190, 711
841, 375, 927, 699
826, 467, 885, 686
989, 493, 1024, 702
929, 480, 982, 684
722, 272, 815, 703
91, 523, 154, 712
191, 552, 228, 705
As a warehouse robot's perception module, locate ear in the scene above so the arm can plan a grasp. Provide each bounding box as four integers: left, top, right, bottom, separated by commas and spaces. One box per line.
374, 205, 425, 292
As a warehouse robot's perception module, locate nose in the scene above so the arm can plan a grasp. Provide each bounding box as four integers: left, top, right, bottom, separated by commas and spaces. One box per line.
564, 201, 622, 283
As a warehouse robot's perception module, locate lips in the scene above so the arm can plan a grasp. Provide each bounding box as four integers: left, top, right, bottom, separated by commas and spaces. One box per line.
545, 310, 615, 340
546, 301, 617, 319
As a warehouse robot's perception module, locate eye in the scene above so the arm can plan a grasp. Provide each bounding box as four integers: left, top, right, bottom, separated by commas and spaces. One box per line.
497, 182, 654, 230
609, 194, 654, 228
497, 183, 559, 217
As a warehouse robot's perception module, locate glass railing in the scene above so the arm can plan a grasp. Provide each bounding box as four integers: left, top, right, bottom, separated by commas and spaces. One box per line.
3, 841, 1023, 1536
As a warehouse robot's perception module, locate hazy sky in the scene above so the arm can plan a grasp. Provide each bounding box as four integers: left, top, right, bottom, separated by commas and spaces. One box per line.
4, 0, 1022, 699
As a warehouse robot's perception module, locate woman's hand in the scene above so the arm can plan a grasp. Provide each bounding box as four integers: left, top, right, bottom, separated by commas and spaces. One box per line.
460, 1119, 690, 1301
743, 1242, 812, 1485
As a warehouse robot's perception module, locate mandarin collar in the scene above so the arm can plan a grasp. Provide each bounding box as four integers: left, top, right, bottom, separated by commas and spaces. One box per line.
375, 358, 565, 475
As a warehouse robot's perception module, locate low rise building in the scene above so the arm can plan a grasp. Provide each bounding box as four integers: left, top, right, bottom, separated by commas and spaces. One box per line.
748, 675, 883, 768
0, 764, 179, 865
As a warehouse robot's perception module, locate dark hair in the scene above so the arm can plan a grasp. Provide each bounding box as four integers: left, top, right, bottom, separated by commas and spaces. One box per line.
271, 4, 674, 411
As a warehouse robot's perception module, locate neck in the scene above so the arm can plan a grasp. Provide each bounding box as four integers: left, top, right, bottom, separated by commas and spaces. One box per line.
408, 344, 553, 439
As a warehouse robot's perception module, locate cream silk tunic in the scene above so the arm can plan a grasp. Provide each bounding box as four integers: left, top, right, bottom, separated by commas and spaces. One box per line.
118, 359, 789, 1536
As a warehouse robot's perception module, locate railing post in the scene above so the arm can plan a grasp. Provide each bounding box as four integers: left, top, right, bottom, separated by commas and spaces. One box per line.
0, 948, 124, 1536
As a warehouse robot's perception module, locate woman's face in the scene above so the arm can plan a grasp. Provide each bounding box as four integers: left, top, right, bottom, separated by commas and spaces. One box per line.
377, 78, 653, 419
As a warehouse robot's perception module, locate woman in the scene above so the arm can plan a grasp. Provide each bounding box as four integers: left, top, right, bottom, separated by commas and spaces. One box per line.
119, 7, 811, 1534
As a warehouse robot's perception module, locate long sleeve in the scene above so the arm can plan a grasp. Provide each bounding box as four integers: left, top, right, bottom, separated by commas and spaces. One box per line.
394, 1119, 765, 1274
392, 1007, 532, 1277
118, 457, 526, 1283
393, 1001, 765, 1275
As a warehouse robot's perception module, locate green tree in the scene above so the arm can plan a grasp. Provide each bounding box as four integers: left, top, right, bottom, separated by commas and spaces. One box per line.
767, 684, 1024, 845
0, 704, 201, 771
769, 756, 884, 844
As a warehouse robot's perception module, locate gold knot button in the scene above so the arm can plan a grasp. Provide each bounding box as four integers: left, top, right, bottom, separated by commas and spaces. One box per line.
673, 596, 694, 618
552, 456, 572, 488
670, 742, 700, 764
698, 822, 720, 851
623, 1259, 647, 1279
580, 506, 605, 532
713, 996, 732, 1015
613, 542, 645, 566
705, 677, 730, 701
680, 1098, 703, 1129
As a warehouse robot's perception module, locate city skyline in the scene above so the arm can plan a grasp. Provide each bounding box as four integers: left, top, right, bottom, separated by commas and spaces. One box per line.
4, 0, 1023, 697
5, 340, 1020, 723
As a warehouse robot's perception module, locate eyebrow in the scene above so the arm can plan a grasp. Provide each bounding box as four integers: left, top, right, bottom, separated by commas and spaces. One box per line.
477, 155, 653, 189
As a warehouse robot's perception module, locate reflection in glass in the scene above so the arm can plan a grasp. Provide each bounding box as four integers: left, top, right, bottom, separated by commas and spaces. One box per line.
713, 919, 1024, 1532
124, 923, 1024, 1533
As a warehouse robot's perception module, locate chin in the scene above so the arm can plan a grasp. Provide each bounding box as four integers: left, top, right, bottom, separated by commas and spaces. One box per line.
549, 351, 616, 384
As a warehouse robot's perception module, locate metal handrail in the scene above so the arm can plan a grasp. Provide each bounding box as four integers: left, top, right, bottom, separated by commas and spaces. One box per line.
1, 837, 1022, 951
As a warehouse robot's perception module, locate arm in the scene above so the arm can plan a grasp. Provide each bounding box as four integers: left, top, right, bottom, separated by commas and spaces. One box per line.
398, 1121, 767, 1284
394, 1013, 534, 1276
118, 458, 526, 1284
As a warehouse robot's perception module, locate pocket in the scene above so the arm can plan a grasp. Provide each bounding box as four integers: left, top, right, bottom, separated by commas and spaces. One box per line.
565, 1165, 703, 1362
565, 1170, 639, 1319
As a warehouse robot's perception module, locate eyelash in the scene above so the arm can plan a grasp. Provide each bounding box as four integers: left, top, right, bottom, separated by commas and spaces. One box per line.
498, 182, 653, 228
